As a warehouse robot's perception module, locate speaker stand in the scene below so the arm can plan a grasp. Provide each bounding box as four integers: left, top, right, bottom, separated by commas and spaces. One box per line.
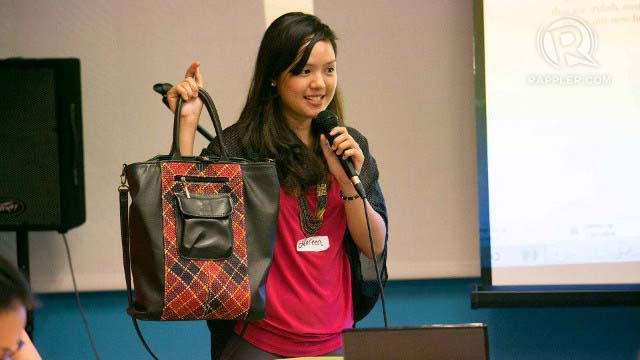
16, 229, 34, 339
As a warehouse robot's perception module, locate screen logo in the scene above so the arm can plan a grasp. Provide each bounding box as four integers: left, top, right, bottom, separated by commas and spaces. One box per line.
527, 16, 611, 86
537, 17, 599, 69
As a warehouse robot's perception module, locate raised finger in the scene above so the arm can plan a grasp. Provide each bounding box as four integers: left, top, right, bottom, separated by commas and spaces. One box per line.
194, 65, 204, 87
184, 61, 200, 78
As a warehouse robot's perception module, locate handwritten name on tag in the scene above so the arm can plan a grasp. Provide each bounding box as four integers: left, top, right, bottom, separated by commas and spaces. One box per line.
296, 236, 330, 252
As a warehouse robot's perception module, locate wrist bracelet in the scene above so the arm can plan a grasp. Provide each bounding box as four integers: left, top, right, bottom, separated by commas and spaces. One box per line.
339, 190, 360, 201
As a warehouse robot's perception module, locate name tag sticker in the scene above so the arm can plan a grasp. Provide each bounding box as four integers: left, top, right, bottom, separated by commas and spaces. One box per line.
296, 236, 330, 252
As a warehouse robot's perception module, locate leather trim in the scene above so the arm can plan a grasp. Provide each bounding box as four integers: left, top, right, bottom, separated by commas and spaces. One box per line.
241, 162, 279, 320
126, 162, 166, 318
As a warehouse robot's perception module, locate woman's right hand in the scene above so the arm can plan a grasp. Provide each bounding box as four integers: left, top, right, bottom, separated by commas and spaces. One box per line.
166, 61, 204, 156
167, 61, 204, 126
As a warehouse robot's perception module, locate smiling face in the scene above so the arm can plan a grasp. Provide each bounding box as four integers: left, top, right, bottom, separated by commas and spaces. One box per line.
276, 40, 337, 128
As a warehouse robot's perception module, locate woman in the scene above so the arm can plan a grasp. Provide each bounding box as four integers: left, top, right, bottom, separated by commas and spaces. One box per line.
0, 256, 42, 360
167, 12, 388, 359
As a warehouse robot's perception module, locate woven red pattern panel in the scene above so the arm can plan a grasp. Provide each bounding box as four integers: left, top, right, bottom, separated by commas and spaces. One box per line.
160, 162, 250, 320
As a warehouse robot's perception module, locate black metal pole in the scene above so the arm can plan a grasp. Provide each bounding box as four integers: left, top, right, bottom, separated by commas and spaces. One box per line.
16, 228, 34, 338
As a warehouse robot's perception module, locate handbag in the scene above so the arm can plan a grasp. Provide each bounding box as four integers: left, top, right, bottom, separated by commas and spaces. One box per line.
118, 88, 278, 325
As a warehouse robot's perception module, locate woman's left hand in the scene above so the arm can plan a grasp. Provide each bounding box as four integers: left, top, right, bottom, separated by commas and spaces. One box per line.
320, 127, 364, 187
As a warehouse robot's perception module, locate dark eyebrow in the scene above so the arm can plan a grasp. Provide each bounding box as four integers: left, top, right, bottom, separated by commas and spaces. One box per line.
304, 60, 336, 68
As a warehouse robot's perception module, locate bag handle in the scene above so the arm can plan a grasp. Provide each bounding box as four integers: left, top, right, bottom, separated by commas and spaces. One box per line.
169, 88, 229, 160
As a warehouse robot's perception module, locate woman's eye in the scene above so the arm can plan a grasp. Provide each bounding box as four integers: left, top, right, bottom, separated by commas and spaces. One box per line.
302, 69, 311, 75
326, 67, 335, 73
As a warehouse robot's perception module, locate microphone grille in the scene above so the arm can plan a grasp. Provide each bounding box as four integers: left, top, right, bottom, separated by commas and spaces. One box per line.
313, 110, 339, 134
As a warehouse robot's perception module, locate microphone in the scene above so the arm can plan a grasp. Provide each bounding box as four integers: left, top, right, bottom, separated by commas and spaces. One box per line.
313, 110, 366, 199
153, 82, 173, 95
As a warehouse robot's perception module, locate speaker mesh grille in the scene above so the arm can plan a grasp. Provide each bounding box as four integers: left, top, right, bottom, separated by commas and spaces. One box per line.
0, 67, 61, 227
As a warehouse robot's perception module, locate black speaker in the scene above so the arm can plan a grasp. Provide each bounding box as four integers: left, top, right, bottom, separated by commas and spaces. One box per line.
0, 58, 85, 232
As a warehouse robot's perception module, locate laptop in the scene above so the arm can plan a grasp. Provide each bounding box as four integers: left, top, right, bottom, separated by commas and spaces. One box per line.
342, 323, 489, 360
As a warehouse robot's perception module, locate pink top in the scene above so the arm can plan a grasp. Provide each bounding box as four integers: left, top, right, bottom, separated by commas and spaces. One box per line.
235, 176, 353, 357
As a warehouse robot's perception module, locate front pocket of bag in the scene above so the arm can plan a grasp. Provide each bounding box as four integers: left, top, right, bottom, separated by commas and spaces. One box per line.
175, 193, 233, 260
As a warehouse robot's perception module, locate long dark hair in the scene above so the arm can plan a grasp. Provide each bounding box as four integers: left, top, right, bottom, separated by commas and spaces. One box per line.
236, 12, 344, 194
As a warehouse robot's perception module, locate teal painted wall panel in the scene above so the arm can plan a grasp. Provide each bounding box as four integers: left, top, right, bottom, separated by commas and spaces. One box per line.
33, 279, 640, 359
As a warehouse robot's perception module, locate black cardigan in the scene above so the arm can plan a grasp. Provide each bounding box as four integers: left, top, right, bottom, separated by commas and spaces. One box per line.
202, 123, 388, 359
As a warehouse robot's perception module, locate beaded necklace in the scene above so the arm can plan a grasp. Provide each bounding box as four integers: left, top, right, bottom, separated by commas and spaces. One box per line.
296, 182, 327, 238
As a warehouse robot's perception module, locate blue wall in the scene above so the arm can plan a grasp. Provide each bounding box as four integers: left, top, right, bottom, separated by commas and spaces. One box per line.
33, 279, 640, 359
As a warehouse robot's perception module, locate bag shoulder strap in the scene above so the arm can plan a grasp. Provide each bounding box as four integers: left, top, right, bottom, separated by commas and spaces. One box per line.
119, 185, 160, 360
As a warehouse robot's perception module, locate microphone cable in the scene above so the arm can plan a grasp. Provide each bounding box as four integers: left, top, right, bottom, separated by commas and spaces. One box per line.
361, 196, 388, 328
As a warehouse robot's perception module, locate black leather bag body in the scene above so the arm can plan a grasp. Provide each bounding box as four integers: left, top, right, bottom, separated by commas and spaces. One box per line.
119, 88, 278, 322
